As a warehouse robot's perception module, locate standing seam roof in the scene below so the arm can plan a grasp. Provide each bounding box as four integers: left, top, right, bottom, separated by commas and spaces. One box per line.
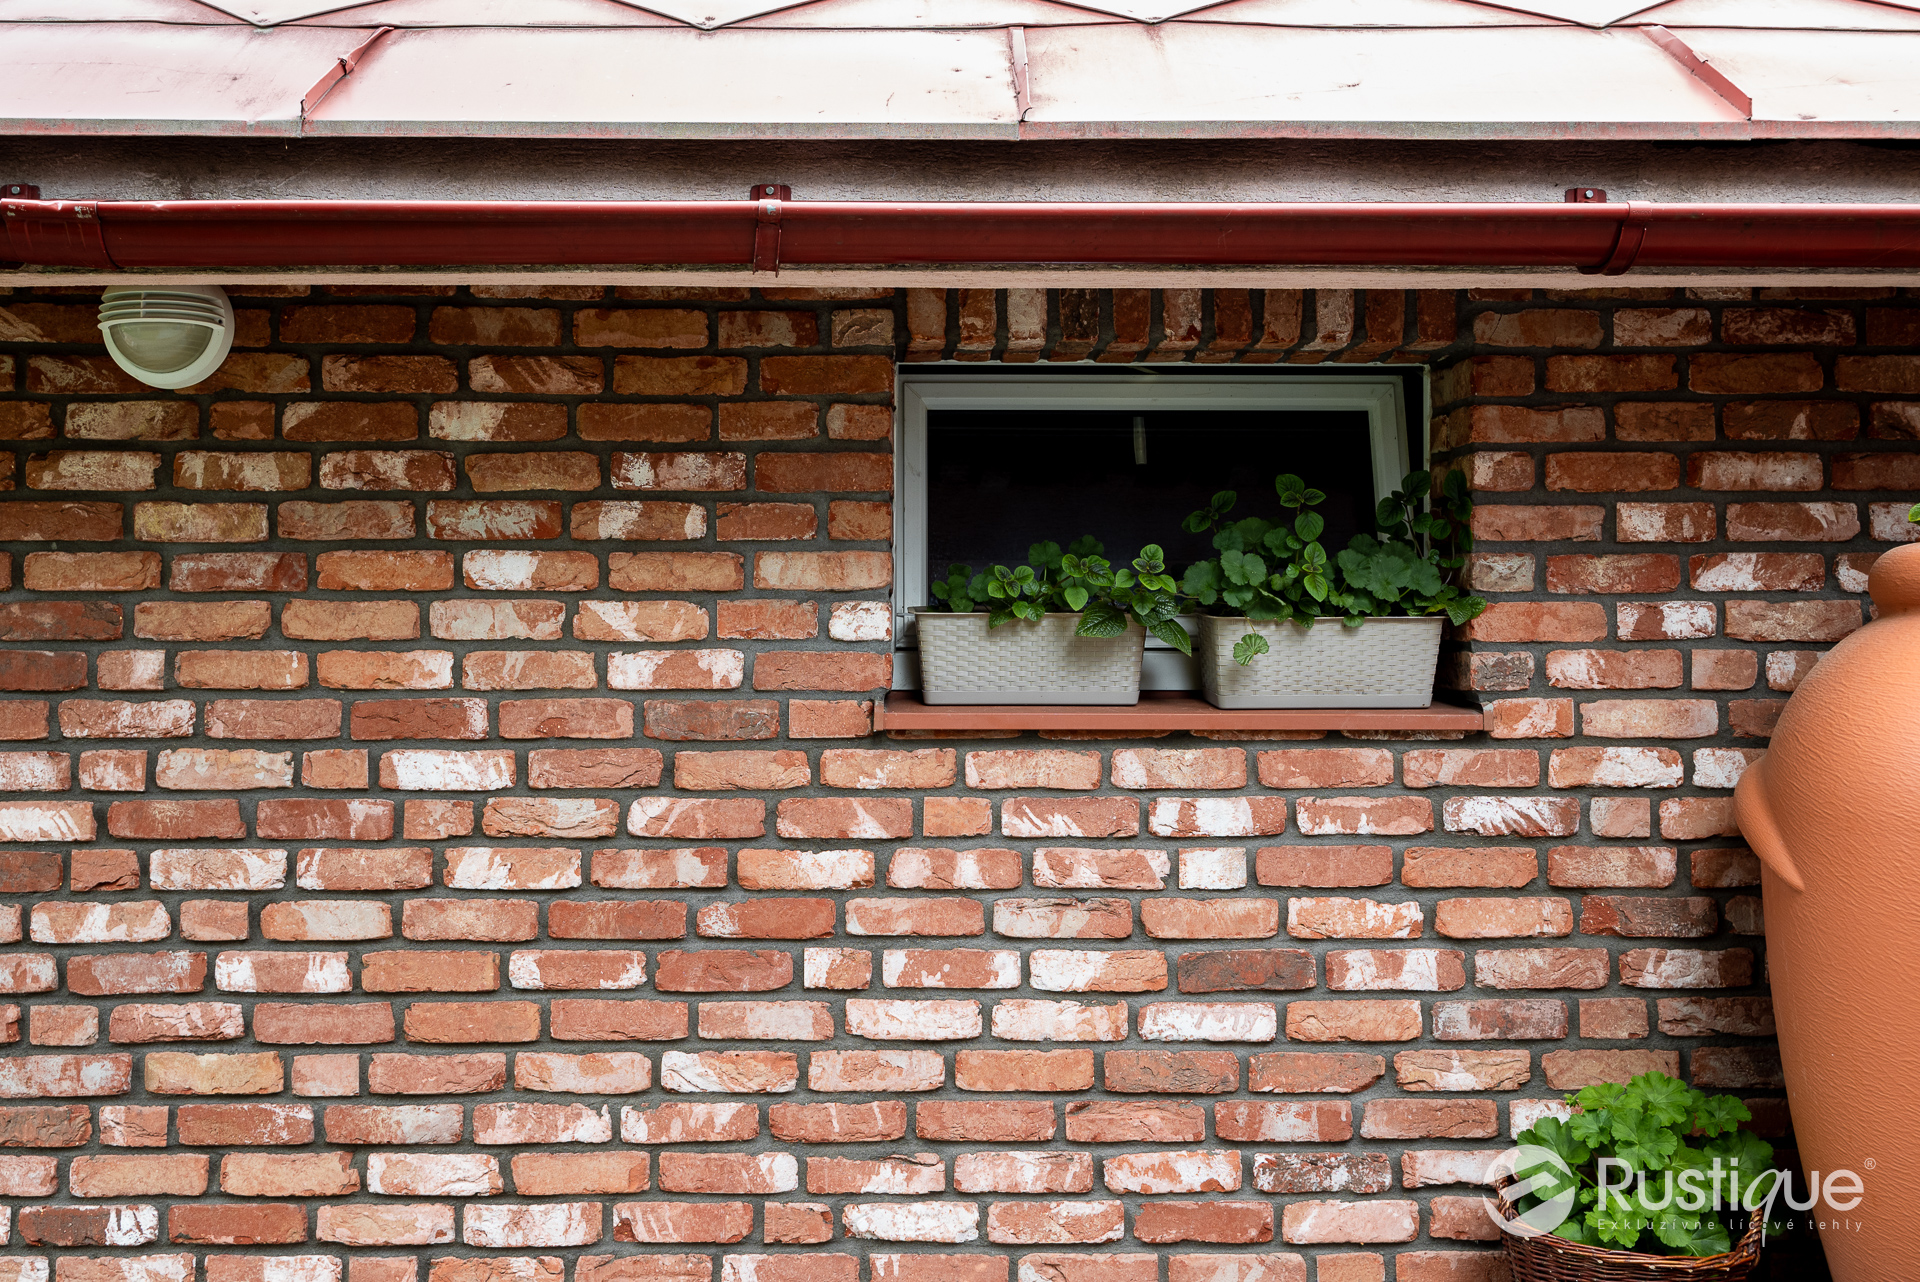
1, 0, 1918, 138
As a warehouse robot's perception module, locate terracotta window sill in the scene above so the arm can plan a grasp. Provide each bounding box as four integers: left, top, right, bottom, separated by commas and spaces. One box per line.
877, 691, 1484, 733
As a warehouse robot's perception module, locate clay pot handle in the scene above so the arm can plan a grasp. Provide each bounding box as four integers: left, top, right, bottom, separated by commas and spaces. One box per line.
1733, 758, 1805, 893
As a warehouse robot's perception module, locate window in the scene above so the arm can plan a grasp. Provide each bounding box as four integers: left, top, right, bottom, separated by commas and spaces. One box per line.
894, 370, 1421, 690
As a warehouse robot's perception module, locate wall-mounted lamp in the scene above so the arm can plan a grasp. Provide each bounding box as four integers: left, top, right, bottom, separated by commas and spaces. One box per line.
97, 285, 234, 389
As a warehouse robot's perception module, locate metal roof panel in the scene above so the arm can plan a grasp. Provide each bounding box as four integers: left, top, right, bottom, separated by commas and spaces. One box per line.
0, 0, 238, 20
1178, 0, 1560, 27
1679, 27, 1920, 119
293, 0, 679, 25
1020, 22, 1746, 126
733, 0, 1131, 29
1471, 0, 1662, 23
0, 22, 368, 131
1639, 0, 1920, 29
304, 25, 1022, 132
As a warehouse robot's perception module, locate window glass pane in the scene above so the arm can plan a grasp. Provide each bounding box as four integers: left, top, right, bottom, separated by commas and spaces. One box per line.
926, 408, 1378, 581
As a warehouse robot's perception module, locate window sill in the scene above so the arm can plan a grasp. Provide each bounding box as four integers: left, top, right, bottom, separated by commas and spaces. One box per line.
877, 691, 1484, 733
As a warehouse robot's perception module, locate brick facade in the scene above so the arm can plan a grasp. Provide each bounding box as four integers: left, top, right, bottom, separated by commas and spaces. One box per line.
0, 280, 1904, 1282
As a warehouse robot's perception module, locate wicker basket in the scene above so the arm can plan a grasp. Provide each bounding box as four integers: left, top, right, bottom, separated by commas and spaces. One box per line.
1492, 1176, 1767, 1281
912, 610, 1144, 705
1194, 614, 1443, 708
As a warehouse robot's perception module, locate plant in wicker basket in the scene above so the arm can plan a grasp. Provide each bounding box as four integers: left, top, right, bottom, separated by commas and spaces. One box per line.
1510, 1071, 1784, 1260
927, 535, 1192, 654
1180, 469, 1486, 666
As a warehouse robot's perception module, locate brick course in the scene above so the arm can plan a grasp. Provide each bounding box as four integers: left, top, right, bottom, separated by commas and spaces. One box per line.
0, 280, 1892, 1279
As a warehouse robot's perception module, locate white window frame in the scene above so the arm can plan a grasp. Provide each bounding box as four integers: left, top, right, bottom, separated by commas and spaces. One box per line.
893, 371, 1419, 691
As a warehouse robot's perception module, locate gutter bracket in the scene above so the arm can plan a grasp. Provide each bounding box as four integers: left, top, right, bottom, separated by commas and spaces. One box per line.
1583, 201, 1653, 276
752, 183, 789, 274
0, 199, 115, 270
302, 26, 395, 126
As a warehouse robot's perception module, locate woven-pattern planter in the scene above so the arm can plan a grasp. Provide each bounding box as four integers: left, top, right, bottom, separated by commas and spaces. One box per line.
1493, 1176, 1766, 1281
913, 611, 1144, 705
1195, 613, 1443, 708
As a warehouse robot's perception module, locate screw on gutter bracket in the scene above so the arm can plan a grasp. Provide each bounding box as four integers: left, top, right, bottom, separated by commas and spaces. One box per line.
1565, 188, 1608, 203
3, 184, 40, 199
753, 185, 792, 200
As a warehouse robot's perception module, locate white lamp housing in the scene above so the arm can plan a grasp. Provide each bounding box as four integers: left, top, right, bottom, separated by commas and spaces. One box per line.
97, 285, 235, 389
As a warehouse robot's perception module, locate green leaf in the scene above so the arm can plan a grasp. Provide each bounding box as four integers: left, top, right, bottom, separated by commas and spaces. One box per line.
1231, 633, 1270, 666
1147, 616, 1193, 656
1063, 586, 1090, 612
1075, 601, 1128, 638
1632, 1072, 1694, 1129
1910, 501, 1920, 523
1610, 1108, 1681, 1172
1648, 1205, 1732, 1257
1692, 1094, 1750, 1138
1221, 549, 1267, 586
1295, 510, 1325, 542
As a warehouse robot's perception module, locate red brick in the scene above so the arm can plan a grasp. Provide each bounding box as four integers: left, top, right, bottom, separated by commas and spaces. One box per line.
1461, 453, 1532, 492
1694, 650, 1759, 691
642, 700, 779, 741
1723, 399, 1858, 440
424, 500, 563, 541
0, 600, 122, 642
423, 403, 563, 445
1614, 401, 1715, 441
23, 551, 160, 592
1687, 451, 1824, 491
0, 501, 120, 542
1546, 355, 1676, 392
1458, 602, 1605, 643
575, 308, 707, 348
1690, 352, 1823, 394
1725, 600, 1861, 642
1472, 309, 1600, 348
282, 402, 418, 442
754, 453, 892, 493
716, 504, 817, 541
789, 699, 872, 738
613, 356, 748, 396
1470, 506, 1602, 542
753, 652, 891, 692
828, 501, 892, 540
428, 305, 561, 345
466, 355, 600, 395
609, 553, 744, 592
1545, 454, 1678, 493
1249, 847, 1387, 889
717, 600, 817, 640
313, 551, 453, 593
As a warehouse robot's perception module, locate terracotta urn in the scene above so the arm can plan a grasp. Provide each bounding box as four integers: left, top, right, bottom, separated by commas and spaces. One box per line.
1733, 541, 1920, 1282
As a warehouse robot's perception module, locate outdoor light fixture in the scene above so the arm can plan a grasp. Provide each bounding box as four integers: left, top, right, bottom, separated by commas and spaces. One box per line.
96, 285, 235, 389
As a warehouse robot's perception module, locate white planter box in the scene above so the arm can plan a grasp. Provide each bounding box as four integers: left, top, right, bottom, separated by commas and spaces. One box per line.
913, 610, 1144, 705
1195, 614, 1444, 709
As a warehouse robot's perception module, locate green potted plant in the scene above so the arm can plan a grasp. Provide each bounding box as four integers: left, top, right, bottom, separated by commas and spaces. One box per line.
915, 537, 1189, 705
1178, 469, 1486, 708
1496, 1071, 1784, 1279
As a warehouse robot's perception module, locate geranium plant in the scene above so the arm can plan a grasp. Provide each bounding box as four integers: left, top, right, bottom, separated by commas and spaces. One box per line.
1513, 1071, 1784, 1256
1180, 468, 1488, 665
927, 536, 1192, 654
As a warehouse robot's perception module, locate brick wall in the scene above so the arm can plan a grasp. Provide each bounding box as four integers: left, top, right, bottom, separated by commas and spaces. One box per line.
0, 279, 1904, 1282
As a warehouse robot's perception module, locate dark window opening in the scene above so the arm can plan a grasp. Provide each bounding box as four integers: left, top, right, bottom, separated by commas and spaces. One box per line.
926, 409, 1380, 582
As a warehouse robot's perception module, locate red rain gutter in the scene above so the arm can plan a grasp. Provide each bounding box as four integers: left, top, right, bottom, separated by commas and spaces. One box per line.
6, 198, 1920, 275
